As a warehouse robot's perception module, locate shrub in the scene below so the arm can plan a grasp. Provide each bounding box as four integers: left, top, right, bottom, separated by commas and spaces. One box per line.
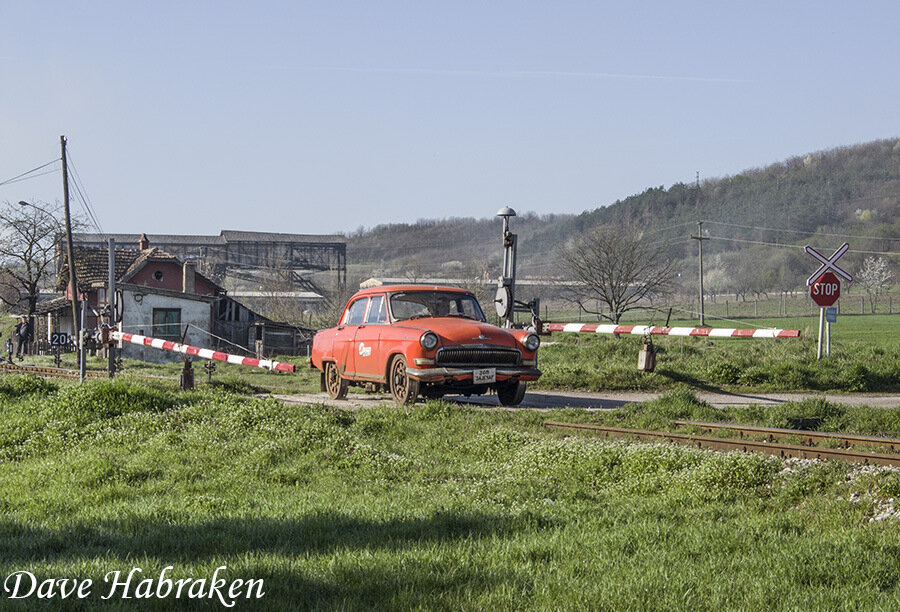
706, 362, 741, 384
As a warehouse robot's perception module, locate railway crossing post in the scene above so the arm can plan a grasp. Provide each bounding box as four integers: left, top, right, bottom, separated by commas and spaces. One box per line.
805, 243, 852, 360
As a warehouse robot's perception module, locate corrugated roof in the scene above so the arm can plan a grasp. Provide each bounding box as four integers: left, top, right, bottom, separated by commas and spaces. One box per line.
73, 233, 225, 246
74, 231, 345, 245
220, 230, 344, 243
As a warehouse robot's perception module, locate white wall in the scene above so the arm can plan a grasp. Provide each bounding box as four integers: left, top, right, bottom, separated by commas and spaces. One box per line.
120, 289, 212, 363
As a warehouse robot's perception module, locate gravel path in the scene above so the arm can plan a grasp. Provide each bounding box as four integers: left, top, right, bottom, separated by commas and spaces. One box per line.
271, 389, 900, 410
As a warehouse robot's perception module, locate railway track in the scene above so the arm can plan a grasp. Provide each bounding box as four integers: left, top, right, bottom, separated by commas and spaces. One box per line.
0, 362, 111, 379
544, 421, 900, 467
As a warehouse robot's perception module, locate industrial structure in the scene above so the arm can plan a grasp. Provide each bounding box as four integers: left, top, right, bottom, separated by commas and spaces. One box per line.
69, 230, 347, 297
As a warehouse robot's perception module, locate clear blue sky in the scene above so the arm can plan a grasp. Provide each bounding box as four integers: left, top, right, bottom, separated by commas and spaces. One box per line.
2, 2, 898, 236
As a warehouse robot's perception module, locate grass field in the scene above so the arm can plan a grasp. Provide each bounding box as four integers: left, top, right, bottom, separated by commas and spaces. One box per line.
533, 313, 900, 394
1, 377, 900, 610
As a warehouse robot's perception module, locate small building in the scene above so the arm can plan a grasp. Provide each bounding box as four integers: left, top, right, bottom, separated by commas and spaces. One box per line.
39, 234, 312, 362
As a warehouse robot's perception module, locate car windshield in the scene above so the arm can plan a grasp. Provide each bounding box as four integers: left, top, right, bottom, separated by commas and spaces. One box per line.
389, 291, 486, 322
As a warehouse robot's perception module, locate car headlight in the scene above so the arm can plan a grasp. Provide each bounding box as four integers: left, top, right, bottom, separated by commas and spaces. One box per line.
419, 331, 439, 351
523, 333, 540, 352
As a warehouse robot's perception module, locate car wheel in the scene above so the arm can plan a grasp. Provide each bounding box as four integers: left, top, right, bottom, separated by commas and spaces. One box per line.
324, 362, 348, 400
497, 381, 526, 406
389, 355, 420, 405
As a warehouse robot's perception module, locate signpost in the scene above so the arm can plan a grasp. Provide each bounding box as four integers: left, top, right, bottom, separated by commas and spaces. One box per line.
805, 243, 852, 359
810, 271, 841, 307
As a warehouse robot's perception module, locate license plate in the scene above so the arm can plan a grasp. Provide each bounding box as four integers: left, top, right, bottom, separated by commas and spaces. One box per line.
473, 368, 496, 384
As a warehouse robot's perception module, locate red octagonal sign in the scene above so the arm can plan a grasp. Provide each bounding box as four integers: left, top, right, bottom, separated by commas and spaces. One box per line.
810, 271, 841, 307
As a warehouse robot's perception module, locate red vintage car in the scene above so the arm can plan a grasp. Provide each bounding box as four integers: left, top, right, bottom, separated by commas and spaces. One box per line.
310, 285, 541, 405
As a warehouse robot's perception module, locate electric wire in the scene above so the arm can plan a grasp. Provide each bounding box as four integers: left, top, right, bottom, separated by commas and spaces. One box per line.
708, 235, 900, 256
0, 169, 61, 186
704, 219, 900, 243
0, 159, 60, 187
65, 151, 105, 235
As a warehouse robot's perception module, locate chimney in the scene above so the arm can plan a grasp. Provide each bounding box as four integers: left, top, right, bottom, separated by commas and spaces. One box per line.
183, 261, 196, 294
139, 233, 149, 250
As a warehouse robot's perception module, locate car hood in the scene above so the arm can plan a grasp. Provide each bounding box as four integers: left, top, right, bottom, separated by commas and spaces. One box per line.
395, 318, 519, 347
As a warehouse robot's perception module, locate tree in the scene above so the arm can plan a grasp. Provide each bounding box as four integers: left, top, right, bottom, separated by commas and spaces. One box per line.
557, 224, 676, 324
858, 256, 893, 313
0, 200, 70, 317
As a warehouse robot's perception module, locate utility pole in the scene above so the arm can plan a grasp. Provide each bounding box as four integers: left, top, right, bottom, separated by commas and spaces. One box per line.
690, 173, 707, 326
61, 135, 80, 365
108, 237, 116, 378
690, 221, 708, 325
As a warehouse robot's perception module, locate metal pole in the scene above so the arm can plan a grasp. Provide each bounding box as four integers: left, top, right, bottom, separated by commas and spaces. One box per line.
61, 136, 80, 356
79, 300, 86, 381
817, 307, 824, 360
825, 319, 831, 357
108, 238, 116, 378
690, 220, 708, 326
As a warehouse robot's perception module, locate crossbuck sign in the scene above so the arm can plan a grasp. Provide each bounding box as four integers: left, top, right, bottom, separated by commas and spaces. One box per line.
805, 242, 853, 286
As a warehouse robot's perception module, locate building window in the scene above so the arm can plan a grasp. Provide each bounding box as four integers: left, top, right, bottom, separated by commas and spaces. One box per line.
152, 308, 181, 339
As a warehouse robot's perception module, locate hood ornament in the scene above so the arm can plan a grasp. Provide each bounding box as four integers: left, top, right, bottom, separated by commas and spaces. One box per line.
473, 334, 489, 341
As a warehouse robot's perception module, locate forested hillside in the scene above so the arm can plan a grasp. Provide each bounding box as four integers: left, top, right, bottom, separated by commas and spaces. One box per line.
345, 139, 900, 297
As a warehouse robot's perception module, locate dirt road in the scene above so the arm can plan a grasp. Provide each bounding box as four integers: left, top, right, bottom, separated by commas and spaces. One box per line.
272, 389, 900, 410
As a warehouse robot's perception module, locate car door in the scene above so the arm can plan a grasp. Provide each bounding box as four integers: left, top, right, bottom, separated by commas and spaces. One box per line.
334, 297, 368, 378
350, 295, 388, 381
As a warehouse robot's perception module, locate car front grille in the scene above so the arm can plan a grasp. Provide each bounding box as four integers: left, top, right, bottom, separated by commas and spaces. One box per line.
435, 347, 521, 367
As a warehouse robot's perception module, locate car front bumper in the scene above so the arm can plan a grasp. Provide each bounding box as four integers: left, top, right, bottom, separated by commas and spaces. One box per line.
405, 366, 542, 383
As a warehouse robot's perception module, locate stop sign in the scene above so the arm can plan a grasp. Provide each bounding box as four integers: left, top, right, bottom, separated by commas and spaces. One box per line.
810, 271, 841, 307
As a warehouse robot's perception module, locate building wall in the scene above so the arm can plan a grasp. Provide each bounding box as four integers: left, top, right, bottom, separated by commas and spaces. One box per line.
128, 262, 217, 296
119, 289, 212, 363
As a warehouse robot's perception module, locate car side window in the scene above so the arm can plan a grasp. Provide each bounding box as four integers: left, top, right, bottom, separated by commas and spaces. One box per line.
365, 296, 387, 324
342, 298, 368, 326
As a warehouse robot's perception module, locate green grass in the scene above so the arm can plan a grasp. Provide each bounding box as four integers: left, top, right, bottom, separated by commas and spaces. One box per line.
535, 318, 900, 393
1, 377, 900, 610
19, 352, 322, 395
546, 388, 900, 438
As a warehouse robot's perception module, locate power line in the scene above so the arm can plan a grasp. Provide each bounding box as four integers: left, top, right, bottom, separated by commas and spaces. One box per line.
64, 151, 104, 235
704, 219, 900, 243
0, 159, 60, 187
708, 235, 900, 256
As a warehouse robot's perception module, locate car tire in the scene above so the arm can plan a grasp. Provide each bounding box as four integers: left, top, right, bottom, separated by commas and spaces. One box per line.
324, 361, 348, 400
389, 355, 419, 405
497, 381, 526, 406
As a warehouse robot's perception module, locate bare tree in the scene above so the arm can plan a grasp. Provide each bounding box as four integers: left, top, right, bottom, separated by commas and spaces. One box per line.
858, 256, 893, 313
558, 224, 676, 324
0, 200, 70, 316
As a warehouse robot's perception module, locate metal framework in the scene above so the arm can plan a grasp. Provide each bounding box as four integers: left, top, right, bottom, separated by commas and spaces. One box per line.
69, 230, 346, 294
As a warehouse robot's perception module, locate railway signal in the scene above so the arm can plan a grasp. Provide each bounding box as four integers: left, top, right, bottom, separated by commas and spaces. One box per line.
805, 243, 851, 359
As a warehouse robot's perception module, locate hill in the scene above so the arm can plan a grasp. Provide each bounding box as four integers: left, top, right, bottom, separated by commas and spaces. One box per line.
344, 138, 900, 296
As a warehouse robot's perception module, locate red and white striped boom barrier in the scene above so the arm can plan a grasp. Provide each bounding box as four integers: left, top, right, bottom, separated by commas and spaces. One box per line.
543, 323, 799, 339
110, 331, 295, 372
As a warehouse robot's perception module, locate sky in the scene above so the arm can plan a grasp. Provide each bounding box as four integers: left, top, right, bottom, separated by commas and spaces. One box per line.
2, 1, 899, 237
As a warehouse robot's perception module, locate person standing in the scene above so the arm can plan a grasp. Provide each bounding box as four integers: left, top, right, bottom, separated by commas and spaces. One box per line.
15, 316, 33, 360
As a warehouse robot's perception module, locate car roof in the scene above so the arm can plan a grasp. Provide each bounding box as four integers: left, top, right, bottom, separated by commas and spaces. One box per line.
351, 284, 473, 298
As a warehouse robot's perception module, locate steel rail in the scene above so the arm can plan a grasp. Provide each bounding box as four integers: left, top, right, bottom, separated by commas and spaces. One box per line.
0, 363, 109, 379
544, 421, 900, 467
673, 420, 900, 453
